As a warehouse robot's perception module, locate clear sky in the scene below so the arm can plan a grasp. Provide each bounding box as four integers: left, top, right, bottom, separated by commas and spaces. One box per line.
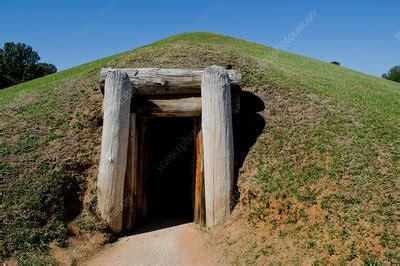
1, 0, 399, 76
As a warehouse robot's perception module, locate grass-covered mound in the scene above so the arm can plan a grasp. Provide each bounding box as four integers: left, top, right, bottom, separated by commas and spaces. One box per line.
1, 32, 399, 264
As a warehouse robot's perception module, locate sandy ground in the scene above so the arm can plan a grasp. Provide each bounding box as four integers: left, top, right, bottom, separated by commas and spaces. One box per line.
85, 222, 211, 266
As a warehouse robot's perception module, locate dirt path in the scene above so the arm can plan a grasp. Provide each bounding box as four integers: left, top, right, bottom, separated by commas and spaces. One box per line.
85, 223, 212, 266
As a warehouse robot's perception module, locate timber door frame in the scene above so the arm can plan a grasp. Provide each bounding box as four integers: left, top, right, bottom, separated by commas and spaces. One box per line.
97, 66, 241, 232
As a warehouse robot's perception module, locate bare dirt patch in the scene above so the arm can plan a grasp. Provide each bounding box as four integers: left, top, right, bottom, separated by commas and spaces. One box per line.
84, 223, 211, 266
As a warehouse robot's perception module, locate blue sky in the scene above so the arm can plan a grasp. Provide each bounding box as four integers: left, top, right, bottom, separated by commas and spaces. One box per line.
1, 0, 399, 76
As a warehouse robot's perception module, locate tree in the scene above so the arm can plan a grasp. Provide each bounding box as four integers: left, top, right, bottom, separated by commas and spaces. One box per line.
382, 66, 400, 83
35, 63, 58, 77
331, 61, 340, 65
0, 42, 57, 89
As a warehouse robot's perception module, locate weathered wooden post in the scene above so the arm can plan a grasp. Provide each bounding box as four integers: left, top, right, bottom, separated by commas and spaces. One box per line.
97, 70, 133, 233
194, 125, 206, 226
123, 113, 138, 231
201, 66, 234, 227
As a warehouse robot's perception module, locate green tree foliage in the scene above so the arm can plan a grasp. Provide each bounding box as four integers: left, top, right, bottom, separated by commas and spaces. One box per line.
331, 61, 340, 65
382, 65, 400, 83
0, 42, 57, 89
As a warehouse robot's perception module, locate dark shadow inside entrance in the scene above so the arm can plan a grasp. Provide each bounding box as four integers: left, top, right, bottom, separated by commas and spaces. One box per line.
135, 118, 195, 233
130, 91, 265, 235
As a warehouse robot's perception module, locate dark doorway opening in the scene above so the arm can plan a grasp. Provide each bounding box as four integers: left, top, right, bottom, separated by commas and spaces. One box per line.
140, 118, 195, 231
127, 91, 265, 234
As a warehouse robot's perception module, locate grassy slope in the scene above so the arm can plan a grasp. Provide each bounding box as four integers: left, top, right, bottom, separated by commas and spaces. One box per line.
1, 32, 399, 264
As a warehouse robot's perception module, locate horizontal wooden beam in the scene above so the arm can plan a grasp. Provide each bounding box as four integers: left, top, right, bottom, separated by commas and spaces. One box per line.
133, 93, 240, 117
100, 68, 242, 95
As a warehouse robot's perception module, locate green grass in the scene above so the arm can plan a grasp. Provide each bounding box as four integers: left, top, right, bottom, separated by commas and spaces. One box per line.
1, 32, 399, 264
154, 33, 400, 123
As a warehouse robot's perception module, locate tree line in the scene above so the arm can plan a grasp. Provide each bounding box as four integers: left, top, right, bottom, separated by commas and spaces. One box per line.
382, 66, 400, 83
0, 42, 57, 89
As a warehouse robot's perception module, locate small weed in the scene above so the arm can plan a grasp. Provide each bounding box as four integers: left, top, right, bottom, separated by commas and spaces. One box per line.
278, 230, 288, 239
14, 132, 39, 153
361, 251, 380, 266
290, 187, 317, 204
1, 142, 11, 156
307, 241, 317, 249
271, 219, 277, 229
247, 206, 266, 223
326, 244, 335, 256
299, 208, 307, 221
287, 212, 297, 224
73, 121, 84, 131
363, 260, 380, 266
346, 241, 357, 261
320, 197, 330, 210
292, 256, 300, 264
0, 163, 15, 177
312, 260, 327, 266
75, 217, 83, 228
340, 229, 350, 239
91, 83, 98, 92
55, 237, 67, 248
47, 134, 57, 142
384, 250, 399, 263
259, 245, 274, 256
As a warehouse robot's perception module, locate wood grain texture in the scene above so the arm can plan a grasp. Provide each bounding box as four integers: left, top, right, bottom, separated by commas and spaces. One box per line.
134, 93, 240, 117
97, 70, 132, 233
194, 128, 206, 226
123, 113, 138, 231
135, 119, 147, 221
100, 68, 242, 94
201, 66, 234, 227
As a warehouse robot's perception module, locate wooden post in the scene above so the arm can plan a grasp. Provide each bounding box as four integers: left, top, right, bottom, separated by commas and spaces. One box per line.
194, 128, 206, 226
97, 70, 133, 233
123, 113, 138, 231
135, 118, 147, 221
201, 66, 234, 227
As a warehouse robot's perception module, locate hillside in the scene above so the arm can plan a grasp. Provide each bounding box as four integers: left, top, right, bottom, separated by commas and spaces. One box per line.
1, 32, 399, 264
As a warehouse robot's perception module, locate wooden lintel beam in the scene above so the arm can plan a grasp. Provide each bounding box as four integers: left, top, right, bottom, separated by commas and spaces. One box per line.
100, 68, 242, 94
133, 93, 240, 117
